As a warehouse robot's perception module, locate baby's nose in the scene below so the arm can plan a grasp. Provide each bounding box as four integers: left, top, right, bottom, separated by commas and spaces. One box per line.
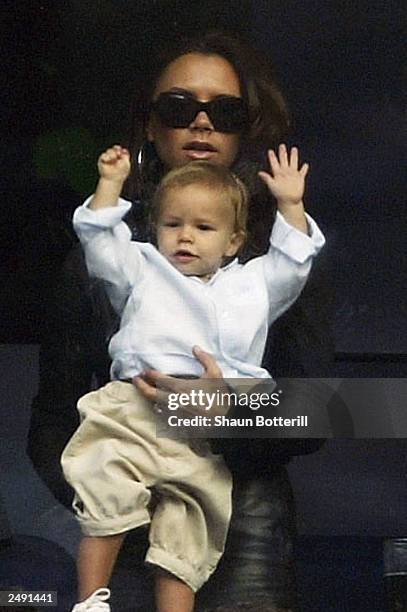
179, 227, 194, 241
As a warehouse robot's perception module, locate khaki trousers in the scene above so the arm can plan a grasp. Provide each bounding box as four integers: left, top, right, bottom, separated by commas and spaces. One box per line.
61, 381, 232, 592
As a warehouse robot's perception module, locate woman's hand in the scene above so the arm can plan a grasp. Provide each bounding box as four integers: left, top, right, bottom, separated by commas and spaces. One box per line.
133, 346, 231, 418
258, 144, 309, 233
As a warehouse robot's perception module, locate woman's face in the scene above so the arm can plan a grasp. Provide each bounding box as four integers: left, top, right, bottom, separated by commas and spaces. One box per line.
147, 53, 242, 169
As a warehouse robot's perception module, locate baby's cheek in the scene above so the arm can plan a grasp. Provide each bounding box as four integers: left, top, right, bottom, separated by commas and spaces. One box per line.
156, 233, 170, 255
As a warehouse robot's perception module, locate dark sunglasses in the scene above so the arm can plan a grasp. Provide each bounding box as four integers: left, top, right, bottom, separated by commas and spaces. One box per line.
151, 92, 249, 133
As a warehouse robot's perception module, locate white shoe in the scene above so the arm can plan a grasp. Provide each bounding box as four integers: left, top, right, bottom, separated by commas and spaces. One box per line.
71, 588, 111, 611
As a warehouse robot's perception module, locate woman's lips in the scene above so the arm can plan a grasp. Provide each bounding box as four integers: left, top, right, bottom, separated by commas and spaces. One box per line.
183, 141, 217, 160
184, 149, 217, 160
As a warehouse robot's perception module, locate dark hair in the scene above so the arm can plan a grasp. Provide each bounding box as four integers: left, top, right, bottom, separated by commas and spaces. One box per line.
124, 31, 290, 259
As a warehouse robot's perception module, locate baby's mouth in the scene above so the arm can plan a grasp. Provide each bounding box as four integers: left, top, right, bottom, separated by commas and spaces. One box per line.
173, 250, 198, 262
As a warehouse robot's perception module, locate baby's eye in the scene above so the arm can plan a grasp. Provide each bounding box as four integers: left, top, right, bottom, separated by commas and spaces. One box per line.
163, 221, 179, 228
198, 224, 214, 231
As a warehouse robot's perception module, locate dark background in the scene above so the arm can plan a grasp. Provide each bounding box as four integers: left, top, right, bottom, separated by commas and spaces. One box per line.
1, 0, 406, 355
0, 8, 407, 610
1, 0, 407, 556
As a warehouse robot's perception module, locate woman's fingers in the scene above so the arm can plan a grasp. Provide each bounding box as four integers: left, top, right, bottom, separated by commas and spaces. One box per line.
137, 369, 185, 394
132, 375, 157, 401
133, 375, 172, 410
192, 346, 222, 378
133, 347, 228, 417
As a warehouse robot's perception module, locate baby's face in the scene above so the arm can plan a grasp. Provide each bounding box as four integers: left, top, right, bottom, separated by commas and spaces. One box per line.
156, 184, 242, 281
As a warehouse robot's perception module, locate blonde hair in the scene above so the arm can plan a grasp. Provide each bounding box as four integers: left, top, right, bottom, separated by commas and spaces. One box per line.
151, 161, 248, 239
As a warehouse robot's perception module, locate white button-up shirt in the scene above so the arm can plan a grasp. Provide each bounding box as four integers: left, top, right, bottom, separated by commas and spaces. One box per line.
74, 198, 325, 380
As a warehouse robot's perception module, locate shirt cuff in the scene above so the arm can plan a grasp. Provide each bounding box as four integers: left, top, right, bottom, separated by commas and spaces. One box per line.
73, 196, 132, 230
270, 211, 326, 264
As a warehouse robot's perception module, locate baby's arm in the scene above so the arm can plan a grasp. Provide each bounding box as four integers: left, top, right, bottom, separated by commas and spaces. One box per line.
258, 145, 325, 323
90, 145, 131, 210
73, 146, 141, 314
258, 144, 308, 233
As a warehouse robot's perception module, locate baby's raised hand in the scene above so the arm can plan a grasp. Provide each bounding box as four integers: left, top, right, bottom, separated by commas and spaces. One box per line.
97, 145, 131, 183
258, 144, 309, 207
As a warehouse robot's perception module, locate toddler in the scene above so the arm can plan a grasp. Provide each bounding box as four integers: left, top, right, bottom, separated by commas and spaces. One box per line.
62, 144, 325, 611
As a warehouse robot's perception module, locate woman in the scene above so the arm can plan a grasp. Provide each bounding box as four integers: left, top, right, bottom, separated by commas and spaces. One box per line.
28, 31, 333, 611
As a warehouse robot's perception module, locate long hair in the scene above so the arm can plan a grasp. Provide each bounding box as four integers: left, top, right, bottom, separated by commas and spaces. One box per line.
124, 31, 290, 259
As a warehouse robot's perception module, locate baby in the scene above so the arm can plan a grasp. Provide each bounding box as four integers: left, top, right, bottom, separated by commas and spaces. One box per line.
62, 145, 325, 612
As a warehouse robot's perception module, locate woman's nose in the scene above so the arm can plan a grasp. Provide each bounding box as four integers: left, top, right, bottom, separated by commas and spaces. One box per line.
189, 110, 214, 131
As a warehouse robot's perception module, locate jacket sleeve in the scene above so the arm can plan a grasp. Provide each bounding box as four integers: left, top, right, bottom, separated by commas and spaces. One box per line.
27, 246, 114, 507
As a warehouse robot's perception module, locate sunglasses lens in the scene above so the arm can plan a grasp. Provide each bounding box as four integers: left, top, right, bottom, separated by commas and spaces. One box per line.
152, 94, 197, 128
210, 97, 249, 133
152, 93, 249, 133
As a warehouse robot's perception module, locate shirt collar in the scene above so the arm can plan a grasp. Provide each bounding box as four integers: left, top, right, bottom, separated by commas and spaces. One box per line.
190, 258, 239, 285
